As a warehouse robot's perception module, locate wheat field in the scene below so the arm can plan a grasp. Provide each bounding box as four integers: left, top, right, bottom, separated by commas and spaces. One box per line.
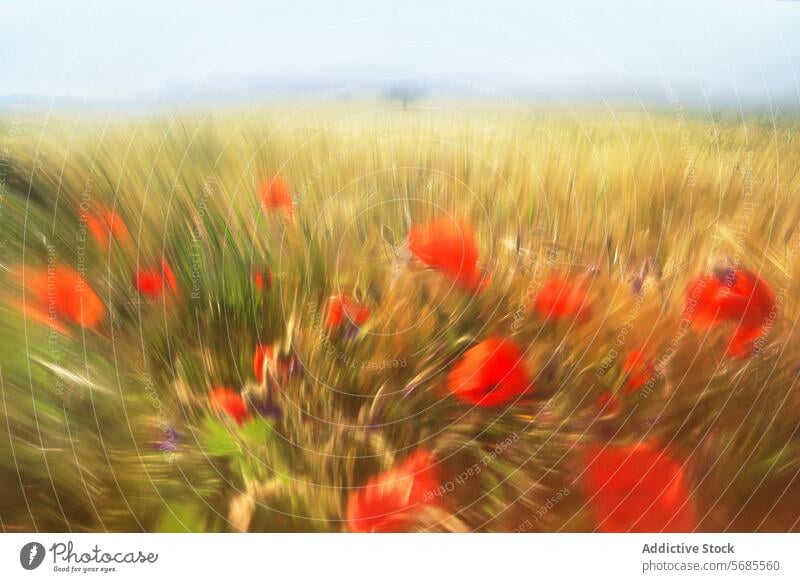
1, 106, 800, 532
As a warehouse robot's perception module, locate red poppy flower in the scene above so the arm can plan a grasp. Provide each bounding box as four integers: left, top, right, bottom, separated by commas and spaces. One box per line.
408, 217, 487, 292
582, 443, 697, 532
253, 344, 274, 384
80, 204, 130, 250
622, 349, 655, 393
134, 259, 178, 298
684, 269, 775, 357
209, 387, 250, 425
252, 343, 295, 384
324, 294, 371, 330
446, 337, 532, 406
259, 174, 294, 216
253, 270, 272, 291
346, 449, 440, 533
25, 266, 105, 329
531, 275, 592, 322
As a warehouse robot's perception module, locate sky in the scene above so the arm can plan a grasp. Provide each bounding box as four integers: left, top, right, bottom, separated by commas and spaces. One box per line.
1, 0, 799, 107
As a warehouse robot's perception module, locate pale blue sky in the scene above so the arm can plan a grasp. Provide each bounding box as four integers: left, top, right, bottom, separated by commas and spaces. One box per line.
1, 0, 798, 106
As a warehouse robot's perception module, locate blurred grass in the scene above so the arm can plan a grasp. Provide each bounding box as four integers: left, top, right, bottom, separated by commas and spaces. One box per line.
1, 106, 800, 531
